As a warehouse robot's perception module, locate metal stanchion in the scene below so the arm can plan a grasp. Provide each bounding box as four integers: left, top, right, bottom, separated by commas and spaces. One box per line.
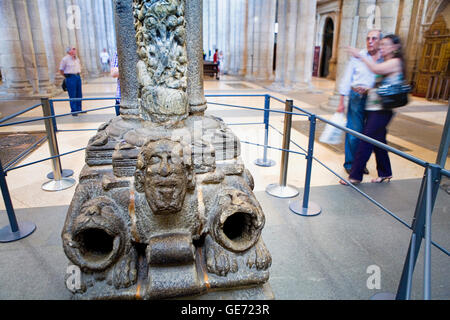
0, 159, 36, 242
289, 115, 321, 216
41, 98, 76, 191
266, 100, 299, 198
45, 98, 74, 179
255, 95, 276, 167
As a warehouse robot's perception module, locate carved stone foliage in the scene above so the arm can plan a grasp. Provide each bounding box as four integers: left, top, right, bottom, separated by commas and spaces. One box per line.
134, 0, 189, 123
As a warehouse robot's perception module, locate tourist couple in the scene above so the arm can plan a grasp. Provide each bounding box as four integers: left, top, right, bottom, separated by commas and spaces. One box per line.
337, 30, 406, 185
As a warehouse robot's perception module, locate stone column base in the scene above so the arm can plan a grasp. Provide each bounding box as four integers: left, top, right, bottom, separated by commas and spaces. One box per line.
320, 91, 348, 113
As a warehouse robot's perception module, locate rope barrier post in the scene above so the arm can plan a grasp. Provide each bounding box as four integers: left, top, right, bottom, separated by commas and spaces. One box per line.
395, 164, 441, 300
40, 98, 76, 192
289, 114, 321, 216
45, 98, 74, 180
0, 159, 36, 242
424, 166, 432, 300
266, 99, 299, 198
255, 94, 275, 167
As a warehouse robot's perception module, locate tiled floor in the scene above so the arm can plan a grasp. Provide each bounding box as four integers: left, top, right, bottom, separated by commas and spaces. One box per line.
0, 75, 448, 299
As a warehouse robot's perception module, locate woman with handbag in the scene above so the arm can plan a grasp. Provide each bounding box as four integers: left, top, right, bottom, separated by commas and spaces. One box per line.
340, 34, 407, 185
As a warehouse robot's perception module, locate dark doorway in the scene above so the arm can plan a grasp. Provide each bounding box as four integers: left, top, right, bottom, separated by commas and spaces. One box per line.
320, 18, 334, 78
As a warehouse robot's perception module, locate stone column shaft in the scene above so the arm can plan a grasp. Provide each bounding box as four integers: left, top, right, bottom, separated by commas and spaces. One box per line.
186, 0, 207, 114
292, 0, 317, 89
0, 0, 33, 95
113, 0, 139, 117
13, 0, 40, 93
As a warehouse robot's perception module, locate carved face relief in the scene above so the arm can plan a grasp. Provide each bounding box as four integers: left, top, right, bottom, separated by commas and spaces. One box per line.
135, 139, 193, 214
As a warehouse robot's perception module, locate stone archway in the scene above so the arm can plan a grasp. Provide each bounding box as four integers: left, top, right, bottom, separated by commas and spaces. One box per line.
319, 17, 334, 78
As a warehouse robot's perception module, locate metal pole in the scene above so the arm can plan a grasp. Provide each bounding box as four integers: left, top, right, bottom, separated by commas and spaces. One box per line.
41, 98, 76, 192
435, 103, 450, 168
46, 99, 74, 180
266, 100, 299, 198
424, 166, 432, 300
396, 164, 441, 299
289, 114, 321, 216
255, 95, 275, 167
0, 159, 36, 242
405, 233, 416, 300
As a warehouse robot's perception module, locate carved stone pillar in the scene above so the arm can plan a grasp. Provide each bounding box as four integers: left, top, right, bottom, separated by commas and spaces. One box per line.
186, 0, 207, 114
113, 0, 140, 118
62, 0, 272, 300
0, 0, 34, 96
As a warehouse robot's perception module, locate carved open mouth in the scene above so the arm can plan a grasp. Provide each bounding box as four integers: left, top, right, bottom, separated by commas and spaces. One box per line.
216, 208, 263, 253
73, 228, 115, 263
68, 219, 122, 271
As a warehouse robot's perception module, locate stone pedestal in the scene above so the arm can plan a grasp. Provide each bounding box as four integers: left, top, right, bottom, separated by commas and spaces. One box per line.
62, 0, 272, 301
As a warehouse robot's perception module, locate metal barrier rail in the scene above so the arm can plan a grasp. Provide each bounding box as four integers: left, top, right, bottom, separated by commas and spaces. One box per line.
0, 93, 448, 301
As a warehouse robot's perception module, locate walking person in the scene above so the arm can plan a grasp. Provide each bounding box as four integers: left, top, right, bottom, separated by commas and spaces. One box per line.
340, 34, 406, 185
59, 47, 83, 116
100, 48, 110, 74
337, 30, 383, 174
110, 51, 121, 116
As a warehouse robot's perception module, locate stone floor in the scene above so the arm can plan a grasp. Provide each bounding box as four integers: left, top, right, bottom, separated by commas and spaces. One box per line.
0, 75, 448, 300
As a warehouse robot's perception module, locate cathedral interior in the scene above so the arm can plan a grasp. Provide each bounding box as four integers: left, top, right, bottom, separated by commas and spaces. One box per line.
0, 0, 448, 300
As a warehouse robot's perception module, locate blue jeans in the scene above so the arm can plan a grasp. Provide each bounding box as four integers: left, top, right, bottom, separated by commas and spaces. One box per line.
65, 74, 82, 113
344, 90, 367, 170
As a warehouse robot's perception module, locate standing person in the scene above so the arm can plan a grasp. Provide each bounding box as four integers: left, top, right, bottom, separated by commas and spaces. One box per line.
337, 30, 383, 174
110, 51, 120, 116
59, 47, 82, 116
100, 48, 110, 74
341, 34, 406, 185
213, 49, 220, 80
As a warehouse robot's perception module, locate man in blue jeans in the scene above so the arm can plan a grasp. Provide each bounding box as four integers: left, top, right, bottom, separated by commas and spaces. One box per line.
59, 47, 83, 116
337, 30, 383, 174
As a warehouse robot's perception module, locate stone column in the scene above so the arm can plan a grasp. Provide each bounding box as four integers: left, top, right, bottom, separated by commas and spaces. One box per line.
104, 0, 117, 55
56, 0, 70, 51
38, 0, 60, 84
292, 0, 317, 90
255, 0, 276, 80
272, 0, 288, 88
84, 0, 101, 76
13, 0, 40, 93
0, 0, 34, 96
26, 0, 57, 94
94, 0, 108, 59
238, 0, 249, 76
186, 0, 207, 114
228, 0, 237, 73
113, 0, 139, 117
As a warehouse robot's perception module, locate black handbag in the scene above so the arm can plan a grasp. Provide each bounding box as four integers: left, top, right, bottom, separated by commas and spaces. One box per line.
62, 78, 67, 92
377, 83, 411, 109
